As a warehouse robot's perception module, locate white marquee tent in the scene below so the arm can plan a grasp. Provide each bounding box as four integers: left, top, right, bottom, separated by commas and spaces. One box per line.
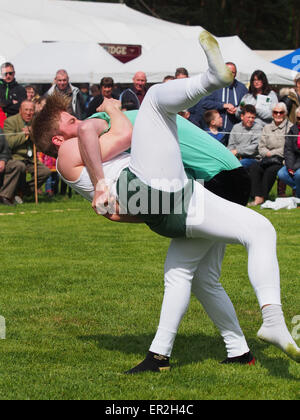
12, 41, 128, 84
0, 0, 297, 85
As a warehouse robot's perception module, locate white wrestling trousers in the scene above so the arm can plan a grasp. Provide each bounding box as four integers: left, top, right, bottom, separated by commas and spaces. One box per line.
129, 71, 281, 358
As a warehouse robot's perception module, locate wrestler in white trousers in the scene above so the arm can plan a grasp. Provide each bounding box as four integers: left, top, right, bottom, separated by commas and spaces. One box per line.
129, 32, 300, 362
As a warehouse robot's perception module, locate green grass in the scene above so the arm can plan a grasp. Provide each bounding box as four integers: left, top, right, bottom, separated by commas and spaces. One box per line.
0, 195, 299, 400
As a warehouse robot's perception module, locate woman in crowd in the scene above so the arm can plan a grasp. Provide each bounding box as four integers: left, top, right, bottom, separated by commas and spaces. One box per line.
278, 107, 300, 198
236, 70, 278, 128
248, 103, 293, 206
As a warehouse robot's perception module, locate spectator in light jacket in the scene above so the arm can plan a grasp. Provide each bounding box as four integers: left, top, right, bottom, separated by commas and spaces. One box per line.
46, 69, 86, 120
236, 70, 278, 128
248, 103, 293, 206
228, 105, 262, 169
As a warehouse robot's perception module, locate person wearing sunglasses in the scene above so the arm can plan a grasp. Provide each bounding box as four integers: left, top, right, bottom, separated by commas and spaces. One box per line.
248, 103, 293, 206
277, 107, 300, 198
0, 62, 27, 118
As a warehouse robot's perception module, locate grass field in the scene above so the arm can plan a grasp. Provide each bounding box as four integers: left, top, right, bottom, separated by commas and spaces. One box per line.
0, 194, 299, 400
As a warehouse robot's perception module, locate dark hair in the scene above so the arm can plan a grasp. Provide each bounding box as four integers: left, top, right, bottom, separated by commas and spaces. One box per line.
249, 70, 271, 97
163, 75, 176, 82
204, 109, 219, 125
241, 104, 257, 116
175, 67, 189, 78
100, 77, 114, 88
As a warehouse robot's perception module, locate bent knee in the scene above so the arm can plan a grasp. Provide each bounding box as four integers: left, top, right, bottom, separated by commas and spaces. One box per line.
13, 160, 26, 172
250, 215, 277, 244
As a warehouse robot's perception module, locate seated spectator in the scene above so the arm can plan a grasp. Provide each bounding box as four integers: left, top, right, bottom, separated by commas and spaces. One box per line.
200, 62, 248, 142
119, 72, 148, 111
0, 106, 6, 129
278, 106, 300, 198
236, 70, 278, 128
280, 74, 300, 124
0, 127, 25, 205
204, 110, 226, 144
175, 67, 189, 79
248, 103, 293, 206
4, 100, 50, 198
87, 77, 118, 117
228, 105, 262, 169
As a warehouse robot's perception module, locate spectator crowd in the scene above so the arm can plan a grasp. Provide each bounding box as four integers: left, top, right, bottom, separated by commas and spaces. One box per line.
1, 60, 300, 207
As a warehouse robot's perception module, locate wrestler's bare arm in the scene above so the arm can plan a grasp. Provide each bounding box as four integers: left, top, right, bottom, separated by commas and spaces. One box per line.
77, 99, 133, 213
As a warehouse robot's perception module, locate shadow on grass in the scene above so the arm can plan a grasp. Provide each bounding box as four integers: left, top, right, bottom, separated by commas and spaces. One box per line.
78, 333, 299, 380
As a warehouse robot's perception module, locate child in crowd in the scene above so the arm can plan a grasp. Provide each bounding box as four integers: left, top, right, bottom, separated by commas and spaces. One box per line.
38, 153, 58, 197
204, 109, 226, 144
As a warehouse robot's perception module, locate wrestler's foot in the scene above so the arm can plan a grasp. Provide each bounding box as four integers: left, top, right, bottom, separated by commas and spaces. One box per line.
125, 351, 171, 374
221, 352, 256, 366
257, 305, 300, 363
199, 30, 234, 87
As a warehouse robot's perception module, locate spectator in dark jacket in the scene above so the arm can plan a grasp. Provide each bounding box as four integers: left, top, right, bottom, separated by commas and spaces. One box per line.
0, 127, 25, 205
278, 107, 300, 198
201, 63, 248, 143
86, 77, 118, 117
0, 62, 27, 117
119, 71, 148, 110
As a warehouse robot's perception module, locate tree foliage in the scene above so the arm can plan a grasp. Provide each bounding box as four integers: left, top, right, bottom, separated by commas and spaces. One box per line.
80, 0, 300, 49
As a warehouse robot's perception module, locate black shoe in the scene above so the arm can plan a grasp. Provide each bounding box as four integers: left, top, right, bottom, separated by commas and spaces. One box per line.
221, 352, 255, 366
0, 196, 14, 206
125, 351, 171, 374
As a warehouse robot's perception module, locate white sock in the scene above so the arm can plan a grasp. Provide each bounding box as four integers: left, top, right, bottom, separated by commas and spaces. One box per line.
198, 30, 234, 87
257, 305, 300, 363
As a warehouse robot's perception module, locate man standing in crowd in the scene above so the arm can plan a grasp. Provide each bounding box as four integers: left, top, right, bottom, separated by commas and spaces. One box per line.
46, 69, 85, 120
4, 100, 50, 198
228, 104, 262, 169
0, 127, 25, 205
120, 71, 148, 110
201, 62, 248, 143
0, 62, 27, 118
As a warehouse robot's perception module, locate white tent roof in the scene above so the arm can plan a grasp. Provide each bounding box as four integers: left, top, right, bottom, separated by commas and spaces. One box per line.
255, 50, 294, 62
0, 0, 199, 59
0, 0, 297, 85
12, 41, 127, 84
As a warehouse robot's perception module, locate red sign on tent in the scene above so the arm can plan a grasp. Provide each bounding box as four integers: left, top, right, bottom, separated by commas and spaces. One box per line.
100, 44, 142, 63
